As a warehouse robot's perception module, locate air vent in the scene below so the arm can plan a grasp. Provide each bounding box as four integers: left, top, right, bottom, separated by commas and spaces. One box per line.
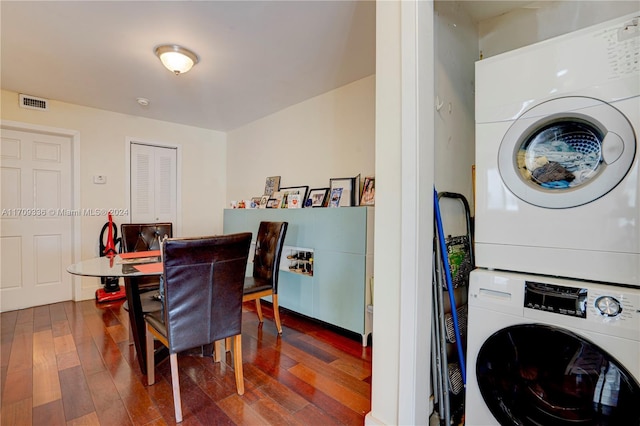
19, 94, 48, 111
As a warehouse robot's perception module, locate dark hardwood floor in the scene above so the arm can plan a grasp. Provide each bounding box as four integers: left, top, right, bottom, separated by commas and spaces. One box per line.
0, 298, 372, 425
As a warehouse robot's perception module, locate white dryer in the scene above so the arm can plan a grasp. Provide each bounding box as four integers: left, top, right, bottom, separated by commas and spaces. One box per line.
474, 13, 640, 286
465, 269, 640, 425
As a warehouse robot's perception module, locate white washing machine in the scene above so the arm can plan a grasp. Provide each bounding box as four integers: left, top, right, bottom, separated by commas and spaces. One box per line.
474, 13, 640, 286
465, 269, 640, 425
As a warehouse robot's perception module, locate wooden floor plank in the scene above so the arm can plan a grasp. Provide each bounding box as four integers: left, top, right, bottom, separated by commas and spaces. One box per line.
49, 302, 69, 323
243, 363, 309, 413
273, 338, 371, 399
86, 370, 134, 426
66, 411, 101, 426
288, 363, 370, 415
292, 403, 342, 426
33, 305, 52, 332
59, 365, 96, 421
1, 397, 32, 426
53, 333, 76, 355
216, 394, 270, 426
32, 398, 66, 426
32, 329, 61, 407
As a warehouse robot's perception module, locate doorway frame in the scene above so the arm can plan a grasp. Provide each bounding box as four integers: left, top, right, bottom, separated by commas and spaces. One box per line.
1, 120, 82, 302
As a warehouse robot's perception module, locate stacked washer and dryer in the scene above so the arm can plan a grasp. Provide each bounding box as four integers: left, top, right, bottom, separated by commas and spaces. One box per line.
466, 13, 640, 425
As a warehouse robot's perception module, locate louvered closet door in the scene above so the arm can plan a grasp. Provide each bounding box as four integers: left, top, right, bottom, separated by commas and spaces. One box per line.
130, 143, 177, 224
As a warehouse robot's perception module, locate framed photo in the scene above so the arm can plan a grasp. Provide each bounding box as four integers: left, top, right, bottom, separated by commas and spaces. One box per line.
264, 176, 281, 196
259, 195, 270, 209
306, 188, 329, 208
329, 187, 343, 208
271, 191, 284, 209
360, 177, 375, 206
329, 175, 360, 207
266, 198, 278, 208
279, 186, 309, 208
249, 197, 262, 209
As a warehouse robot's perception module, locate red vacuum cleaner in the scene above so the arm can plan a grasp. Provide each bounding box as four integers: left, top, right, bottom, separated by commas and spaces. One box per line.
96, 212, 126, 302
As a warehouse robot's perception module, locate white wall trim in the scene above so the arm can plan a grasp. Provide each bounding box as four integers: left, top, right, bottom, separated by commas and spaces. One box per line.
124, 136, 183, 236
397, 1, 434, 425
0, 119, 83, 301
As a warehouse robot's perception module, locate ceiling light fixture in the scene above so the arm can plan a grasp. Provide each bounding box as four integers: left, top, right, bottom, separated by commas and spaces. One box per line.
154, 44, 199, 75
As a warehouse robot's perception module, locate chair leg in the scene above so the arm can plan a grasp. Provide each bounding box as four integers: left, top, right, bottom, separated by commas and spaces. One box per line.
232, 334, 244, 395
170, 353, 183, 422
272, 294, 283, 334
213, 340, 223, 363
145, 326, 155, 385
254, 298, 263, 323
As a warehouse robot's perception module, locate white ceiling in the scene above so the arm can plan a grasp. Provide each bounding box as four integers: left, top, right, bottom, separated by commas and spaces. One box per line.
1, 1, 523, 132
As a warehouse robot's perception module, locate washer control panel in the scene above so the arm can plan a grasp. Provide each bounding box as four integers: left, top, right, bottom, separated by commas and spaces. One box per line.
524, 281, 588, 318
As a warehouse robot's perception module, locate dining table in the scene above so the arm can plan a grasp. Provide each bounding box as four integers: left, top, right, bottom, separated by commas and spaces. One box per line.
67, 251, 165, 374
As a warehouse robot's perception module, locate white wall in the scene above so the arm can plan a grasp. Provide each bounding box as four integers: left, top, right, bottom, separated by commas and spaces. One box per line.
226, 75, 375, 203
434, 1, 478, 240
478, 1, 639, 58
1, 89, 227, 298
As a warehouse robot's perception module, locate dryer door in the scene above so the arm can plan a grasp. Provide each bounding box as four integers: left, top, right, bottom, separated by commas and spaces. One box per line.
498, 96, 636, 208
476, 324, 640, 425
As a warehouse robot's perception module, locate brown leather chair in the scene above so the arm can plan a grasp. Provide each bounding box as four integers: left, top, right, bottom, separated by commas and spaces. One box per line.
144, 233, 252, 423
243, 221, 288, 334
120, 222, 172, 373
121, 222, 172, 292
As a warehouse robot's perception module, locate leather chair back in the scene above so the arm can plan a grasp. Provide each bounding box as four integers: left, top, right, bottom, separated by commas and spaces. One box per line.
121, 223, 173, 253
121, 223, 173, 290
162, 233, 252, 353
251, 221, 288, 294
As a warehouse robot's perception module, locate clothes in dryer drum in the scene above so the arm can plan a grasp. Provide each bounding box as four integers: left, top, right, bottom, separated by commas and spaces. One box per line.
498, 96, 636, 209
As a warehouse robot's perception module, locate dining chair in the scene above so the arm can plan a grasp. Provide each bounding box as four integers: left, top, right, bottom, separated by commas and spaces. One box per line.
144, 232, 252, 423
121, 222, 172, 291
243, 221, 288, 334
120, 223, 172, 371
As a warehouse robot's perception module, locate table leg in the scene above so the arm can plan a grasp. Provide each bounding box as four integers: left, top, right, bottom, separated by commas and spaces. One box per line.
123, 276, 148, 373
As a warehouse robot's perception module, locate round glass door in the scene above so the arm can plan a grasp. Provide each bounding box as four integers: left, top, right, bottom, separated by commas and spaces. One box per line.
498, 96, 636, 209
476, 324, 640, 425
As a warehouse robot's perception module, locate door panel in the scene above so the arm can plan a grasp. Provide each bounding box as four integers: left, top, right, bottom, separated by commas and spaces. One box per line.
1, 128, 73, 312
130, 142, 177, 224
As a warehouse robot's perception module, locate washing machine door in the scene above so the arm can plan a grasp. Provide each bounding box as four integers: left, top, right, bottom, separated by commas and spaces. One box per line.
498, 96, 636, 208
476, 324, 640, 425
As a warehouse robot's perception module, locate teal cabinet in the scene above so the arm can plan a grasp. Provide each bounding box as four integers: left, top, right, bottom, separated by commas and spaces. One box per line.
224, 207, 374, 345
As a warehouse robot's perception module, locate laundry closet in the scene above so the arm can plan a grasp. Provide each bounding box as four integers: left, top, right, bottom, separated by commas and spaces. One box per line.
431, 2, 640, 425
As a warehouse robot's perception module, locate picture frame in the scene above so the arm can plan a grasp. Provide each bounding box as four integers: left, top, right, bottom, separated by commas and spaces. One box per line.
259, 195, 270, 209
306, 188, 329, 208
329, 175, 360, 207
249, 197, 262, 209
266, 197, 278, 208
264, 176, 281, 196
360, 176, 375, 206
329, 187, 343, 208
279, 186, 309, 208
271, 191, 284, 209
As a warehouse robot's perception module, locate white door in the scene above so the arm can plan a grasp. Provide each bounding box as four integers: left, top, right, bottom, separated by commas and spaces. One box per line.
130, 142, 177, 224
1, 128, 73, 312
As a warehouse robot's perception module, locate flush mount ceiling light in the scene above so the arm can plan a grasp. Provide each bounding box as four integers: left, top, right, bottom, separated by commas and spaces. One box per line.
154, 44, 199, 75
